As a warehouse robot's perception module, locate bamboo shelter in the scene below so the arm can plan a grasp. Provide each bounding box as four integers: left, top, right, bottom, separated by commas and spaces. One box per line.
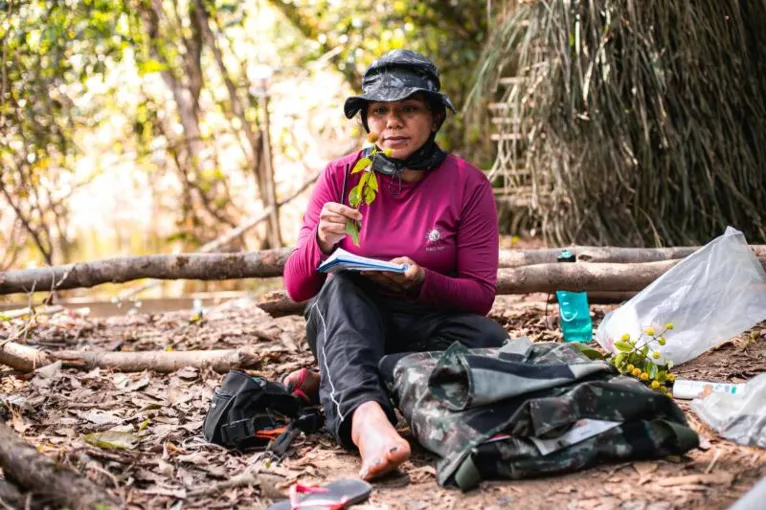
471, 0, 766, 246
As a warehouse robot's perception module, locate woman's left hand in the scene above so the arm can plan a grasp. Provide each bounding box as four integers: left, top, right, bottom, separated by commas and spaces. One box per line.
363, 256, 425, 293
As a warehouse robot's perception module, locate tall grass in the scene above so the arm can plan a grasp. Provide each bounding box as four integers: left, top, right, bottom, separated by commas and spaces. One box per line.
469, 0, 766, 246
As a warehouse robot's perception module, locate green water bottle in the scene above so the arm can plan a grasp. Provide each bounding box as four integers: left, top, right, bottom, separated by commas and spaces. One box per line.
556, 250, 593, 343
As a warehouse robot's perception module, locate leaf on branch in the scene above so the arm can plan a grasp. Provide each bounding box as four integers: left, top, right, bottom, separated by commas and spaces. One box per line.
348, 186, 361, 208
351, 157, 372, 174
367, 172, 379, 191
614, 341, 632, 352
345, 219, 360, 246
84, 430, 140, 450
573, 343, 605, 360
363, 186, 376, 205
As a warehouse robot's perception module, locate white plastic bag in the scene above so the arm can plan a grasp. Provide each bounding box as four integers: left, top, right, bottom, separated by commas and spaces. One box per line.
595, 227, 766, 365
691, 373, 766, 448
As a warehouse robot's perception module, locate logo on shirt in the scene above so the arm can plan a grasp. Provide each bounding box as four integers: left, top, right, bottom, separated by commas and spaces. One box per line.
425, 226, 445, 252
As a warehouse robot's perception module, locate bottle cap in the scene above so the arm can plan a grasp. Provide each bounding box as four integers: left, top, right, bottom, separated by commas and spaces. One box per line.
557, 250, 576, 263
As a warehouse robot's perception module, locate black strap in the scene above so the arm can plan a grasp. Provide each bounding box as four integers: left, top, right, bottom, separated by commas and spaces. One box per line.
268, 409, 324, 458
220, 418, 258, 448
269, 423, 301, 458
340, 163, 349, 204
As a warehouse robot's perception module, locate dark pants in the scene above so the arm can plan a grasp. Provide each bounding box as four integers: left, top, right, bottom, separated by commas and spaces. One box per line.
304, 272, 508, 449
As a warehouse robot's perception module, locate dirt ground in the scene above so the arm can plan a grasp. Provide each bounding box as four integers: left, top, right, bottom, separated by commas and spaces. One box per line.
1, 294, 765, 509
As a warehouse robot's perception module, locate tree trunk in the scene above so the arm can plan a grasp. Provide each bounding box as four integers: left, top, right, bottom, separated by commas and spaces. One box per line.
0, 421, 119, 509
0, 341, 264, 373
258, 89, 283, 248
191, 0, 277, 247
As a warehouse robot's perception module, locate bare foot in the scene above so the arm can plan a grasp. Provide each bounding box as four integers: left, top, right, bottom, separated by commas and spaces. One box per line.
283, 368, 320, 404
351, 401, 411, 481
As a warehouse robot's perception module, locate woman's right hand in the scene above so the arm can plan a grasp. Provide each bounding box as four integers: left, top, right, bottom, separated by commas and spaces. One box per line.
317, 202, 363, 254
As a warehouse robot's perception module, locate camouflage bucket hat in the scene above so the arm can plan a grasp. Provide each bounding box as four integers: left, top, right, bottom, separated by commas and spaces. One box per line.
343, 49, 457, 119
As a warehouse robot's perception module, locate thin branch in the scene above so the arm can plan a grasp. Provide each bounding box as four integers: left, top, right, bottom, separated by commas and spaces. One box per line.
0, 177, 53, 265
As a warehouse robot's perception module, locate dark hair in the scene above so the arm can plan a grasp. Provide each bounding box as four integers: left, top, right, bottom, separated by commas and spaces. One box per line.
359, 92, 446, 132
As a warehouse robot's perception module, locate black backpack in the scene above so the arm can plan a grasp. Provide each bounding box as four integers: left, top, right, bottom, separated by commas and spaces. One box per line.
203, 371, 323, 457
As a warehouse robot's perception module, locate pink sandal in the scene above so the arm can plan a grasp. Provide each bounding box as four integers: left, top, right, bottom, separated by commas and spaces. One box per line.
267, 479, 372, 510
284, 368, 320, 406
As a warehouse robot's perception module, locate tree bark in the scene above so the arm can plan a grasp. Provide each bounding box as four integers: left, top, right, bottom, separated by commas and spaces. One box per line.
0, 421, 119, 509
0, 341, 264, 373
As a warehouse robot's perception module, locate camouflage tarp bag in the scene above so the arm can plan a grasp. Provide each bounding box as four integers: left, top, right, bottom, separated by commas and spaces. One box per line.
379, 339, 698, 491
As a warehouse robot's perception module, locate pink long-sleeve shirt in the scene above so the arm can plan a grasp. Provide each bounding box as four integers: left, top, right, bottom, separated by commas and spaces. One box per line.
283, 150, 499, 315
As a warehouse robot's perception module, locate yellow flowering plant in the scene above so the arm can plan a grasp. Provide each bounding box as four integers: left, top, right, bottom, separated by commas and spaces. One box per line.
610, 323, 676, 396
345, 132, 391, 245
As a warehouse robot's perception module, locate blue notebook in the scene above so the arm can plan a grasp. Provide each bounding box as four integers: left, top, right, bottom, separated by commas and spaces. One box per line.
317, 248, 409, 274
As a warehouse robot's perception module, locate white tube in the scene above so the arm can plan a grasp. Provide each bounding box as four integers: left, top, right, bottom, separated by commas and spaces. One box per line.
672, 378, 747, 400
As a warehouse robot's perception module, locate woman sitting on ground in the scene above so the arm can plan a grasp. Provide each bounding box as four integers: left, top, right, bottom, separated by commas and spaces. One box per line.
282, 49, 508, 481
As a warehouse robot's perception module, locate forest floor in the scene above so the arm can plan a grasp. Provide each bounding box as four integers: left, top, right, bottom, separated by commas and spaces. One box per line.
1, 292, 764, 510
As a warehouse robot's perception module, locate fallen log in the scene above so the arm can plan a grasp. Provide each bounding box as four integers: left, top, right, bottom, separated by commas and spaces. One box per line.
2, 247, 765, 298
0, 341, 54, 372
244, 258, 757, 316
54, 348, 261, 373
501, 245, 691, 266
0, 342, 262, 373
0, 421, 119, 509
0, 479, 35, 509
0, 249, 291, 296
256, 290, 307, 317
253, 288, 644, 318
496, 259, 682, 294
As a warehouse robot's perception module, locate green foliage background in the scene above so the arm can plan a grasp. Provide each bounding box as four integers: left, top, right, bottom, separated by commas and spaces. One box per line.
1, 0, 491, 271
4, 0, 766, 275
